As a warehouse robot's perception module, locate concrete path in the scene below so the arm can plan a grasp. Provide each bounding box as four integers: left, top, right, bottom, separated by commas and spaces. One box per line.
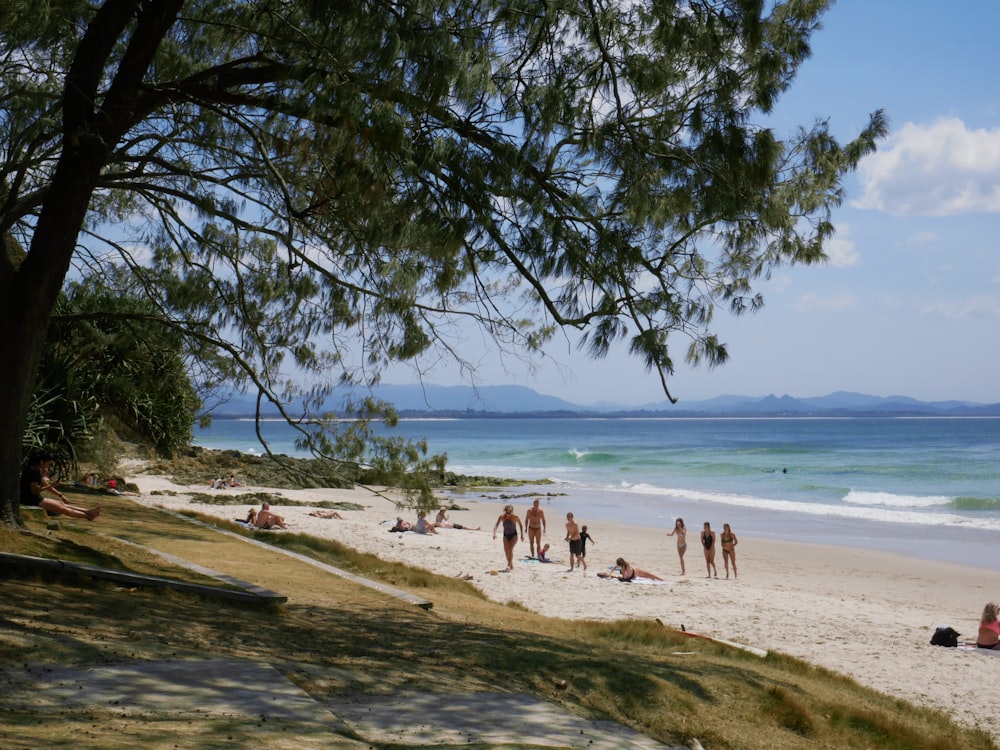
17, 658, 684, 749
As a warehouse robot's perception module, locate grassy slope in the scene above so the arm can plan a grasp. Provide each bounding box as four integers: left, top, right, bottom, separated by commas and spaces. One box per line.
0, 490, 993, 750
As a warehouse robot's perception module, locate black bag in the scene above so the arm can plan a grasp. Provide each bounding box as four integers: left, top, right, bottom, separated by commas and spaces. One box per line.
930, 625, 960, 647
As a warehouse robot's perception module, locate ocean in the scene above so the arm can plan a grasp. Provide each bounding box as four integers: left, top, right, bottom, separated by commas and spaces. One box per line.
195, 416, 1000, 571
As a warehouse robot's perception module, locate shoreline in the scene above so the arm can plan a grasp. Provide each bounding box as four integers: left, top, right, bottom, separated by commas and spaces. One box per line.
129, 468, 1000, 742
443, 481, 1000, 575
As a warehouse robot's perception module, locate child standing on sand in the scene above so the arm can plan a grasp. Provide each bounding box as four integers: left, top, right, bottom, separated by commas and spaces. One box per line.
579, 524, 596, 561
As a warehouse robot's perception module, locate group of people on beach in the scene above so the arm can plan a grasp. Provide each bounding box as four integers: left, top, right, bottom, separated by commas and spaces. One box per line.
494, 498, 657, 580
489, 498, 740, 582
492, 500, 595, 572
666, 518, 738, 579
209, 474, 244, 490
389, 508, 482, 534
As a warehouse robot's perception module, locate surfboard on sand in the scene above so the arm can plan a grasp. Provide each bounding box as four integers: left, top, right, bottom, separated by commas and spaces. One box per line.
676, 629, 768, 658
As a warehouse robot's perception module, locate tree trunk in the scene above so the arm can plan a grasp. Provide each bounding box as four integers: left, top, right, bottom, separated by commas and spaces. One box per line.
0, 151, 100, 524
0, 0, 181, 526
0, 293, 48, 525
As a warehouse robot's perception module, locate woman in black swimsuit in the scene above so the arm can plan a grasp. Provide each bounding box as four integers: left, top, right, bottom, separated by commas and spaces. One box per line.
701, 522, 718, 578
492, 504, 524, 571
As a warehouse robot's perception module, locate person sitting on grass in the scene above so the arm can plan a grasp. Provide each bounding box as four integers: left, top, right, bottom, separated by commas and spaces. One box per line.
20, 453, 101, 521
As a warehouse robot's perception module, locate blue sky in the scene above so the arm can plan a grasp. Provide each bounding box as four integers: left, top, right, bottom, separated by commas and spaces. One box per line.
390, 1, 1000, 406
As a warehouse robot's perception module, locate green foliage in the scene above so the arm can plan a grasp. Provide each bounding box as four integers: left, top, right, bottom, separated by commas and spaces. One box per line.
30, 276, 200, 462
1, 0, 886, 509
22, 384, 97, 474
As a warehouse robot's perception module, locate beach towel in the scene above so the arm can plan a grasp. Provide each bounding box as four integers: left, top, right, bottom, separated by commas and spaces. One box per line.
958, 643, 1000, 656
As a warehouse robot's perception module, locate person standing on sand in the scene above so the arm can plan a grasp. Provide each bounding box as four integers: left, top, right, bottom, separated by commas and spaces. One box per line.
525, 497, 546, 558
666, 517, 687, 575
701, 521, 717, 578
720, 523, 738, 579
565, 512, 586, 572
492, 504, 523, 571
579, 524, 596, 560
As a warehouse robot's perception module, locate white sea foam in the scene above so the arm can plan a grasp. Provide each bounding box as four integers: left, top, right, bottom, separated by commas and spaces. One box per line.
842, 490, 952, 508
559, 479, 1000, 533
448, 462, 583, 479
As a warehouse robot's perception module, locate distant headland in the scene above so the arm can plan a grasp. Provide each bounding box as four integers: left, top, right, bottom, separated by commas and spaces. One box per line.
210, 385, 1000, 419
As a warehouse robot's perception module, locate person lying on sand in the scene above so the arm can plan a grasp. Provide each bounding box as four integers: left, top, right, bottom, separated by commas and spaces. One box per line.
309, 509, 344, 519
434, 508, 480, 530
598, 557, 663, 582
390, 517, 412, 532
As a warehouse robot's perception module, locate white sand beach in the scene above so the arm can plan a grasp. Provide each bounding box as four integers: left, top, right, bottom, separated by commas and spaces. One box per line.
130, 470, 1000, 741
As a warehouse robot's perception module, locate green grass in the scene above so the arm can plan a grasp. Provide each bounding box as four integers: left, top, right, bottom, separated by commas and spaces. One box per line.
0, 492, 994, 750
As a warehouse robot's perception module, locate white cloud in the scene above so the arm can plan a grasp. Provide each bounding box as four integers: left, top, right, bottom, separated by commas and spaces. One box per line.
794, 292, 857, 312
920, 295, 1000, 319
900, 230, 941, 247
824, 225, 859, 268
853, 118, 1000, 216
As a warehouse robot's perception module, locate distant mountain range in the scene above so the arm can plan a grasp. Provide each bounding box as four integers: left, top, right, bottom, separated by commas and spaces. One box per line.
210, 384, 1000, 418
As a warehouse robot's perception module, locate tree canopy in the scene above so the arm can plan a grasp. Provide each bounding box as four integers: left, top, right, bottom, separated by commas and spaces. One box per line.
0, 0, 885, 521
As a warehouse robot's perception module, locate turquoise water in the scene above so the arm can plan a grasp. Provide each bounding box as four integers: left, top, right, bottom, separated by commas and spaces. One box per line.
195, 416, 1000, 568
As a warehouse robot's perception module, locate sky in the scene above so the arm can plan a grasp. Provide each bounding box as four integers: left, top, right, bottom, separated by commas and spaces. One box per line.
399, 1, 1000, 406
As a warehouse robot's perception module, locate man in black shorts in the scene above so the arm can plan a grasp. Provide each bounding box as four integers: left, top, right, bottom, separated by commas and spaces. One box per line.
564, 512, 586, 572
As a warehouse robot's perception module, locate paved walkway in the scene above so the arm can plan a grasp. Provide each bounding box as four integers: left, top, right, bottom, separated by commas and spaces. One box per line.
17, 658, 683, 749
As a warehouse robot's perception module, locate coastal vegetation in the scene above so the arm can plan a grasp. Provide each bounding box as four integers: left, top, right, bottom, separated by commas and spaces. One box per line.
1, 485, 992, 749
2, 0, 886, 524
